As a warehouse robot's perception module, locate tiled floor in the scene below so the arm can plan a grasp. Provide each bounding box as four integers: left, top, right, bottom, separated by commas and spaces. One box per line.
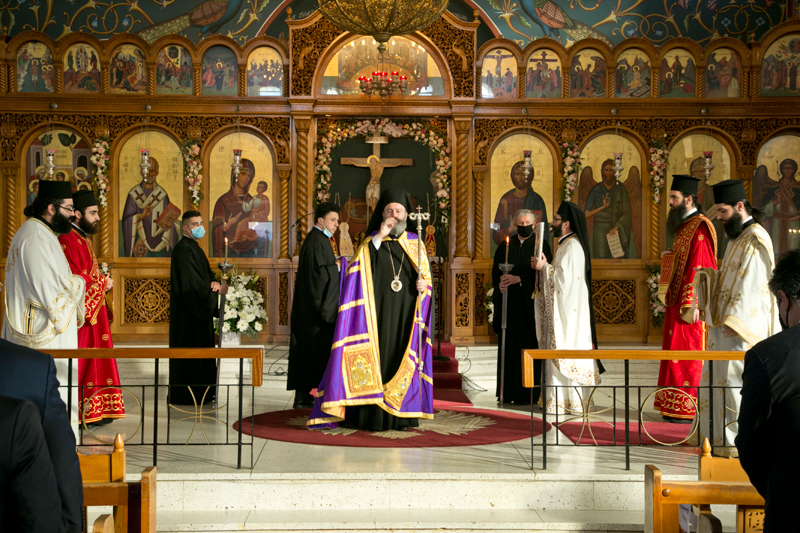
81, 343, 732, 531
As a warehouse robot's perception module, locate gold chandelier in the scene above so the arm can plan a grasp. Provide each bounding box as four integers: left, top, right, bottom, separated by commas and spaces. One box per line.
318, 0, 449, 54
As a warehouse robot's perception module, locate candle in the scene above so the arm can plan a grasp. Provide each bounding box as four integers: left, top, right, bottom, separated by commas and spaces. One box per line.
224, 237, 228, 263
505, 236, 509, 264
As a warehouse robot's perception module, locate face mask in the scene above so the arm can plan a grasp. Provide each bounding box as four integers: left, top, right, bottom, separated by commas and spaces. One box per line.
191, 226, 205, 239
321, 227, 333, 238
516, 224, 533, 238
779, 298, 792, 331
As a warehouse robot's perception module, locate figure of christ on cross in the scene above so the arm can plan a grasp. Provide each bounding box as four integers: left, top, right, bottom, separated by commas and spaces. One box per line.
340, 136, 413, 213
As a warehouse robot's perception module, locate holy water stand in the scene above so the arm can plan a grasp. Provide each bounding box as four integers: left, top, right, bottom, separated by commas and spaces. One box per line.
497, 261, 513, 408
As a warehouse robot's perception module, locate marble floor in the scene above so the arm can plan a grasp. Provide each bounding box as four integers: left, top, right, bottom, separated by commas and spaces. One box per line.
80, 344, 736, 532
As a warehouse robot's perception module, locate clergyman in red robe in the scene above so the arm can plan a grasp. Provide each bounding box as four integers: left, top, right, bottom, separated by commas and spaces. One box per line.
58, 190, 125, 425
655, 175, 717, 422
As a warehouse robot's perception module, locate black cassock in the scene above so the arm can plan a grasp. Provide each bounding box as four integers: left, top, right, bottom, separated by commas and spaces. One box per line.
169, 237, 218, 404
287, 227, 340, 397
343, 234, 421, 431
492, 233, 553, 404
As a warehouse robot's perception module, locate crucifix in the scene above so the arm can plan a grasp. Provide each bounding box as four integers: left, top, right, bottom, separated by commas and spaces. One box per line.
340, 135, 413, 214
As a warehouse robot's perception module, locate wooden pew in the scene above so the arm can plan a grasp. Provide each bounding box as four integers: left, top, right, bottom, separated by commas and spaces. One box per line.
79, 434, 157, 533
92, 514, 114, 533
645, 463, 763, 533
697, 438, 765, 532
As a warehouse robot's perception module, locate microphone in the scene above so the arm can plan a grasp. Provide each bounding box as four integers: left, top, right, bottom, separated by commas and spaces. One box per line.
290, 212, 314, 229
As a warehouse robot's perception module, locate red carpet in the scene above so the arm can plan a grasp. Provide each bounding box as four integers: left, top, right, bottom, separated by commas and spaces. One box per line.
432, 342, 472, 406
234, 406, 551, 448
558, 420, 696, 446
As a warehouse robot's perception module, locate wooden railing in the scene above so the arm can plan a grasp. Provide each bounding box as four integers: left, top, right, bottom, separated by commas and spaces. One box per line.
522, 349, 746, 470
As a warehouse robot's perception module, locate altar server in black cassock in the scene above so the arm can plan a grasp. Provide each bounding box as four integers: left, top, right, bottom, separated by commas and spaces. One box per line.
492, 209, 553, 405
342, 189, 429, 431
169, 211, 226, 404
287, 202, 341, 409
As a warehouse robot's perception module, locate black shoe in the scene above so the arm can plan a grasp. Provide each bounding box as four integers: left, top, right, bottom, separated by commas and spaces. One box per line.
662, 415, 693, 424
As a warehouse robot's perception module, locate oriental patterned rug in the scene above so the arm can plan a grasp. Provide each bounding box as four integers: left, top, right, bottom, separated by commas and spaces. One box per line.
233, 406, 551, 448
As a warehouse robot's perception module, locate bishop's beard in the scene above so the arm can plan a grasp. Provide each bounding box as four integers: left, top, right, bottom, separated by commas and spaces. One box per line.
723, 210, 744, 240
78, 217, 99, 235
388, 217, 406, 237
51, 210, 74, 235
551, 222, 563, 238
666, 204, 687, 235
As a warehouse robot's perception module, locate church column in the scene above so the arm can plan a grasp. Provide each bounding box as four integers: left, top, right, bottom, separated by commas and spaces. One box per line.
294, 117, 312, 252
472, 168, 487, 259
453, 118, 472, 259
607, 65, 614, 98
278, 168, 292, 260
99, 203, 112, 258
239, 64, 247, 97
650, 69, 659, 98
101, 64, 109, 94
193, 64, 202, 96
3, 164, 19, 253
147, 62, 156, 94
695, 63, 705, 98
517, 65, 526, 99
0, 59, 7, 93
54, 60, 63, 93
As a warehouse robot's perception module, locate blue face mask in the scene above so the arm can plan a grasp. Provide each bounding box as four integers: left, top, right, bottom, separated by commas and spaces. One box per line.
191, 226, 205, 239
321, 227, 333, 238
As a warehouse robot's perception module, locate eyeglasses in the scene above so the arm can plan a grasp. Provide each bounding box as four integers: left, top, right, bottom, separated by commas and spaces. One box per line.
58, 205, 75, 213
552, 216, 562, 223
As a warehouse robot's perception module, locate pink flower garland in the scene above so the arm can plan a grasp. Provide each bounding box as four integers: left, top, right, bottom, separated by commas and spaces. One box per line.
560, 141, 581, 202
314, 118, 452, 227
182, 138, 203, 208
91, 137, 111, 209
649, 138, 670, 205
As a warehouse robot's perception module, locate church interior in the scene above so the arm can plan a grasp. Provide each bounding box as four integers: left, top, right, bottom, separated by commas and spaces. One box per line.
0, 0, 797, 530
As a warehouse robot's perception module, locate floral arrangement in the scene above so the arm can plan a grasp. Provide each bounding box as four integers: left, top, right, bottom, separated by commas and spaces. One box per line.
483, 283, 494, 324
649, 137, 670, 205
645, 264, 666, 323
314, 118, 452, 229
91, 137, 111, 209
98, 262, 111, 277
216, 266, 267, 340
560, 141, 582, 202
182, 138, 203, 208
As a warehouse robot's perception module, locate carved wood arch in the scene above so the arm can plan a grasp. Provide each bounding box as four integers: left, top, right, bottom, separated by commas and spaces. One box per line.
195, 35, 245, 63
5, 30, 58, 61
55, 33, 108, 63
311, 30, 454, 99
477, 38, 524, 65
479, 124, 560, 258
105, 34, 154, 63
241, 36, 289, 65
566, 38, 613, 98
202, 123, 282, 261
578, 125, 651, 259
670, 124, 744, 173
750, 19, 800, 63
110, 123, 184, 259
611, 38, 659, 63
150, 34, 201, 64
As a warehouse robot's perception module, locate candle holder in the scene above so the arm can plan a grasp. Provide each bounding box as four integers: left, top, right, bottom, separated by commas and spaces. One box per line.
497, 260, 514, 407
231, 149, 243, 176
521, 150, 533, 179
140, 149, 151, 180
703, 151, 714, 180
217, 261, 234, 283
45, 150, 56, 180
613, 152, 624, 181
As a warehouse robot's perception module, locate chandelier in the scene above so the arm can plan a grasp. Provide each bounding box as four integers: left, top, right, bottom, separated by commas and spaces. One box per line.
318, 0, 449, 54
358, 69, 408, 98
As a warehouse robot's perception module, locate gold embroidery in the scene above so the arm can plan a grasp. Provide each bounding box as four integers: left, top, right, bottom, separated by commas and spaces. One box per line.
102, 334, 109, 341
698, 235, 704, 241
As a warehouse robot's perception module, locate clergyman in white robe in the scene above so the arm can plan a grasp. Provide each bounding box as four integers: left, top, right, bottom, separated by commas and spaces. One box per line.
695, 209, 780, 450
3, 217, 86, 435
535, 231, 600, 414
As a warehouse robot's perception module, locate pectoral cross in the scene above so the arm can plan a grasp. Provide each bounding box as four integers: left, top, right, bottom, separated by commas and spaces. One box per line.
340, 135, 413, 214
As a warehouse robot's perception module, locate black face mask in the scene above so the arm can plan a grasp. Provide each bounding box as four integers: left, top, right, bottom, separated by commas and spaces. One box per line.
516, 224, 533, 238
779, 298, 793, 331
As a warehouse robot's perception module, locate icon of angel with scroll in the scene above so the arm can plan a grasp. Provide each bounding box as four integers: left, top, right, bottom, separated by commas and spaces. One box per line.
576, 158, 641, 259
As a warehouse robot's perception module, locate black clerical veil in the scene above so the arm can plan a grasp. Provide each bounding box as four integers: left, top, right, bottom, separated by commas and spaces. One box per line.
557, 201, 600, 353
365, 188, 417, 235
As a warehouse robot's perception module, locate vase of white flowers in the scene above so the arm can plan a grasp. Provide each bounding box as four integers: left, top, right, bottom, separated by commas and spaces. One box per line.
215, 266, 267, 341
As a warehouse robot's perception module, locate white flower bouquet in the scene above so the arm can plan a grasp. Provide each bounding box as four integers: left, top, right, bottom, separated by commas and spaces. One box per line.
215, 267, 267, 340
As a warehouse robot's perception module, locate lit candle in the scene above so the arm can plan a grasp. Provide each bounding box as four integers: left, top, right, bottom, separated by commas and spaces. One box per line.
224, 237, 228, 263
505, 236, 509, 264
